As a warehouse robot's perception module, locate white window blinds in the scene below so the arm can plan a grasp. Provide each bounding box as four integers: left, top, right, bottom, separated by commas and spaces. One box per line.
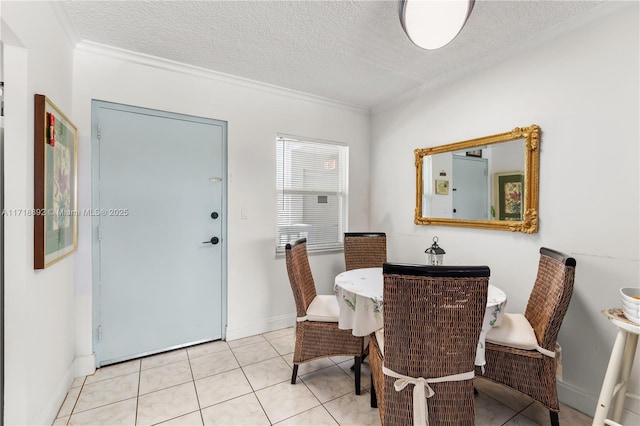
276, 135, 348, 253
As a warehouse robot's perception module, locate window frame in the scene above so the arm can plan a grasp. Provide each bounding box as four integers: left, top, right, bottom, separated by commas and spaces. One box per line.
276, 133, 349, 254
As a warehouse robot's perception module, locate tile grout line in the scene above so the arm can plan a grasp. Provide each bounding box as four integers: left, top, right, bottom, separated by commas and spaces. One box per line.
513, 400, 539, 425
65, 377, 86, 425
498, 410, 525, 426
291, 374, 325, 425
474, 385, 538, 426
67, 369, 140, 419
296, 359, 363, 426
61, 333, 342, 425
55, 328, 579, 426
185, 348, 206, 426
135, 361, 141, 426
229, 338, 275, 424
257, 335, 331, 425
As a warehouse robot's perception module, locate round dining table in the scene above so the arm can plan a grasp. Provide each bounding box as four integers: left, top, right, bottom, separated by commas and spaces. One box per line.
334, 267, 508, 367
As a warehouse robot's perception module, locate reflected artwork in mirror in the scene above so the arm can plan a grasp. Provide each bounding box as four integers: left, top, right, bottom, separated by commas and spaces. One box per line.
415, 125, 540, 233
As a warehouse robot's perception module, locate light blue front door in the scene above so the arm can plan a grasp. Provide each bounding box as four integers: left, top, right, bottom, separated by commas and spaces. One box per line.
92, 101, 226, 366
452, 155, 489, 220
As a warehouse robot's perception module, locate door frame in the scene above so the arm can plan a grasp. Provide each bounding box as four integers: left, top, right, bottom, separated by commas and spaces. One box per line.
90, 100, 228, 365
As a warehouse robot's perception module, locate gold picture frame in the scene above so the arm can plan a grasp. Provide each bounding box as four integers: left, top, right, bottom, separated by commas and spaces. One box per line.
415, 125, 540, 233
34, 94, 78, 269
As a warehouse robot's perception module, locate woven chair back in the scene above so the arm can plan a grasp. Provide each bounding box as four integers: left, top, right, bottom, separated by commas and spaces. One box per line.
382, 263, 490, 425
524, 247, 577, 351
344, 232, 387, 271
285, 239, 317, 317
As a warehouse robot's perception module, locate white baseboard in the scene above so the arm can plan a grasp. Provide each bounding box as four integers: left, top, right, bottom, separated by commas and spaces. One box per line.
34, 362, 74, 425
74, 352, 96, 377
34, 354, 96, 425
226, 314, 296, 341
557, 381, 598, 417
558, 381, 640, 422
621, 410, 640, 425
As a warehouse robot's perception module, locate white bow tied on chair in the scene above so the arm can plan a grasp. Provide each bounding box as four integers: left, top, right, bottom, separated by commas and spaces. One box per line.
383, 365, 475, 426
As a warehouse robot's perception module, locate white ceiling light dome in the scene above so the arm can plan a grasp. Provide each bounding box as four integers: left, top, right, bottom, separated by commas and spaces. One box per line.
399, 0, 475, 50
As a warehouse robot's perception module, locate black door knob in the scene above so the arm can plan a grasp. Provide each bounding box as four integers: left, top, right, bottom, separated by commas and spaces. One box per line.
211, 212, 219, 219
202, 237, 220, 245
453, 209, 457, 213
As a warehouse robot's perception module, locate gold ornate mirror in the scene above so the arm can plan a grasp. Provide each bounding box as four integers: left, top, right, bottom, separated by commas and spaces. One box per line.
415, 125, 540, 233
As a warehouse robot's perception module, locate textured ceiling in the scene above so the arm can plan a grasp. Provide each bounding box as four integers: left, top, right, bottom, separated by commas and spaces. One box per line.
61, 0, 608, 109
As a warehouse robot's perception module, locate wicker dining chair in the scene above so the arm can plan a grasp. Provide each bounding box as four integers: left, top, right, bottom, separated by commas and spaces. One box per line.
343, 232, 387, 271
285, 238, 365, 394
370, 263, 490, 425
479, 247, 576, 426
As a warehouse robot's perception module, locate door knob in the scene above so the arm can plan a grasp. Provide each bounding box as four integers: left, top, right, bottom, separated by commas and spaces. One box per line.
202, 237, 220, 245
210, 212, 219, 219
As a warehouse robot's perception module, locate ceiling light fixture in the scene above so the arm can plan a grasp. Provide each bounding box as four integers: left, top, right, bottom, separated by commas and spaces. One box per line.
399, 0, 475, 50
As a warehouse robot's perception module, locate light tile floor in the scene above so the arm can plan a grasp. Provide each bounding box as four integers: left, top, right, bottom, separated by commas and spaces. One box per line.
54, 327, 593, 425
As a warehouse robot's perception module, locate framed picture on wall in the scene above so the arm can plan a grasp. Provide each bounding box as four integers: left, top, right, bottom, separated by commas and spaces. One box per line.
494, 171, 524, 221
34, 94, 78, 269
435, 179, 449, 195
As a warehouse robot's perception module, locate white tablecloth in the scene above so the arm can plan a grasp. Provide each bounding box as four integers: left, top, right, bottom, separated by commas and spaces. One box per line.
334, 267, 507, 367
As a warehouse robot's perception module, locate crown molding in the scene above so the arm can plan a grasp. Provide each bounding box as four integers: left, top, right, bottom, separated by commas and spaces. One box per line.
75, 41, 369, 115
50, 1, 82, 48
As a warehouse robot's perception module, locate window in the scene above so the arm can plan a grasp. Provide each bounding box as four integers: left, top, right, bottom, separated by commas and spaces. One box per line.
276, 134, 348, 253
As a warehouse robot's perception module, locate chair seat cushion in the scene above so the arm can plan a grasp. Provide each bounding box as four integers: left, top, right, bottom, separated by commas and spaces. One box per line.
485, 313, 539, 350
306, 295, 340, 322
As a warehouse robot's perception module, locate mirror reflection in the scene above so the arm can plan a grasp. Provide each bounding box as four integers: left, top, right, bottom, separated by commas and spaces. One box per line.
423, 138, 525, 220
415, 125, 540, 233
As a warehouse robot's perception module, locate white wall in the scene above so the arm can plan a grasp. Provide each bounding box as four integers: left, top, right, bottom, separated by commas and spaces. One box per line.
371, 2, 639, 420
1, 2, 77, 424
3, 0, 638, 423
71, 44, 371, 356
3, 2, 370, 423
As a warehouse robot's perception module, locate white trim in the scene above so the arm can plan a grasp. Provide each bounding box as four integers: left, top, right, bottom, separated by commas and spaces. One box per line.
278, 133, 349, 147
557, 380, 598, 417
75, 41, 368, 115
558, 380, 640, 423
34, 363, 74, 426
34, 354, 96, 425
73, 353, 96, 377
557, 379, 607, 419
226, 314, 296, 342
